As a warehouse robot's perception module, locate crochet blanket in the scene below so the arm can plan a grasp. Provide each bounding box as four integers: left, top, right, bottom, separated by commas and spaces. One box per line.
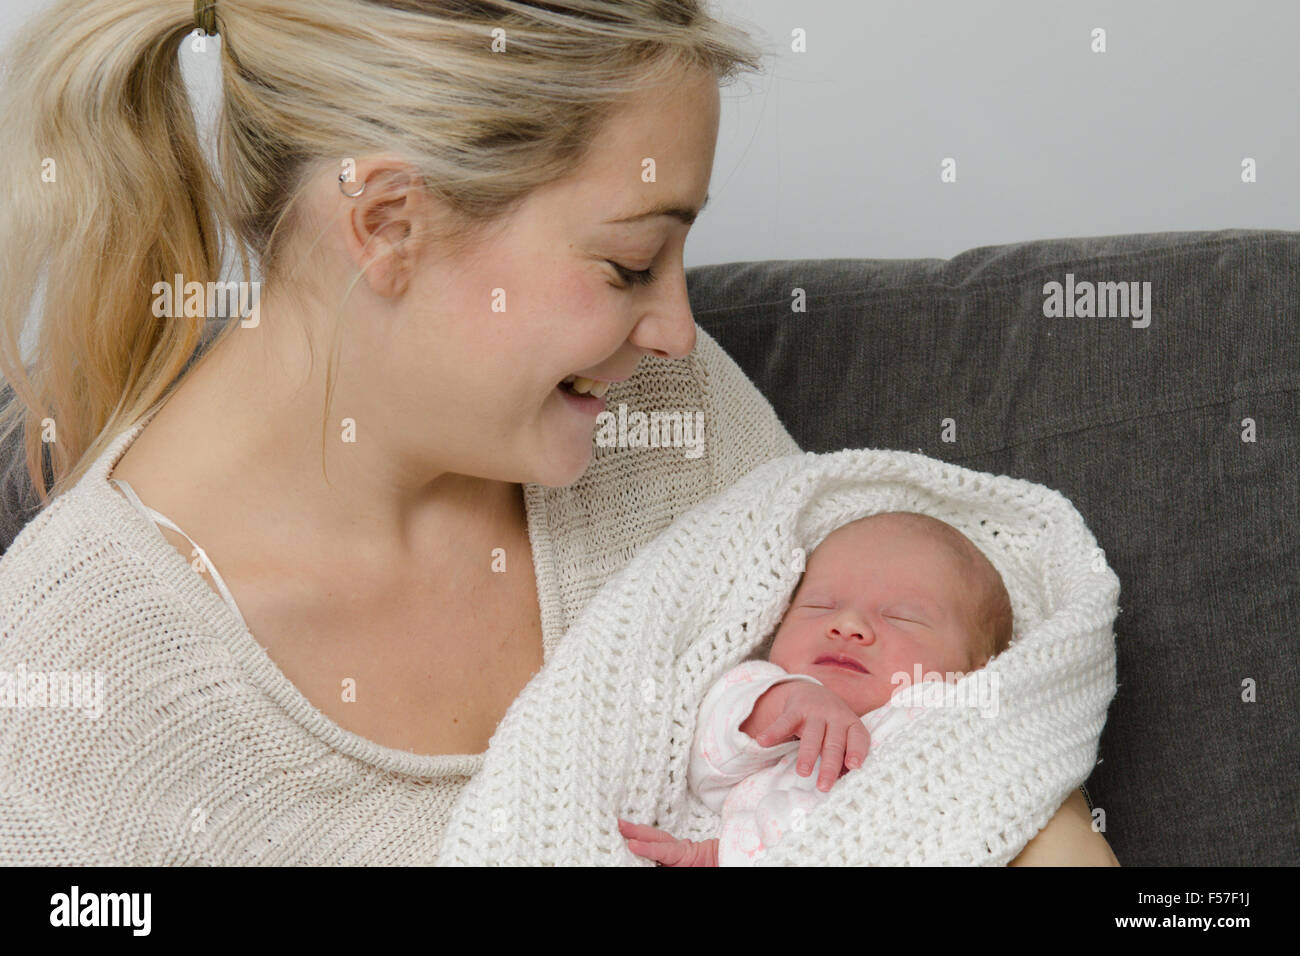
436, 448, 1120, 866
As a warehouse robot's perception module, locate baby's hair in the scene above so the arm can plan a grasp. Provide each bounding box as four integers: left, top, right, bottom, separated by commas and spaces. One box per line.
843, 511, 1014, 666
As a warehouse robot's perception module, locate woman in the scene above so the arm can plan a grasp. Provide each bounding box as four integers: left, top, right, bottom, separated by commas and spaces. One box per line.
0, 0, 1115, 865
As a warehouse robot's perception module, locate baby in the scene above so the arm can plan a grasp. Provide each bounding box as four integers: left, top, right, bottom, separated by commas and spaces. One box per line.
618, 510, 1014, 866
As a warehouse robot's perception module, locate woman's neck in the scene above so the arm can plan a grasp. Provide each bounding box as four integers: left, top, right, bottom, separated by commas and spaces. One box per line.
111, 315, 525, 577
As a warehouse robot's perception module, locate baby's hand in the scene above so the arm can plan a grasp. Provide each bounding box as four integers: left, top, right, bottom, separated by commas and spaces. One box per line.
752, 683, 871, 792
618, 818, 719, 866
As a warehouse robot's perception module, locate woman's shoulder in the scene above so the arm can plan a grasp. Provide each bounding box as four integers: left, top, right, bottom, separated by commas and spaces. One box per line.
687, 324, 794, 445
528, 327, 801, 637
0, 448, 226, 654
597, 324, 800, 490
685, 324, 800, 460
541, 325, 800, 539
0, 483, 295, 864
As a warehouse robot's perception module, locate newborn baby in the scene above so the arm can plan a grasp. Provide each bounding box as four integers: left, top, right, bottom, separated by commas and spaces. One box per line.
618, 509, 1014, 866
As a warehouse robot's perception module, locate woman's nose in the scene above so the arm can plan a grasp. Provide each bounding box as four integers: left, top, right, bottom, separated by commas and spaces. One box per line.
628, 274, 697, 360
631, 312, 696, 361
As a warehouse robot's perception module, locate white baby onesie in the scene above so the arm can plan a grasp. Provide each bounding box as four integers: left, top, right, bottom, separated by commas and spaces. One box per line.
689, 659, 937, 866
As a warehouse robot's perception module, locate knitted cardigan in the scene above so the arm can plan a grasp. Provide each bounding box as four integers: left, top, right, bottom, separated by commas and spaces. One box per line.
435, 448, 1120, 866
0, 326, 799, 865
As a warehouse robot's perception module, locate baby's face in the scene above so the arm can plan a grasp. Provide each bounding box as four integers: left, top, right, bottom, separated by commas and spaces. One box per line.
768, 517, 987, 716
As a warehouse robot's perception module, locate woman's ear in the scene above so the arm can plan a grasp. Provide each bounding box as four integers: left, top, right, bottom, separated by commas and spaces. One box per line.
338, 161, 429, 299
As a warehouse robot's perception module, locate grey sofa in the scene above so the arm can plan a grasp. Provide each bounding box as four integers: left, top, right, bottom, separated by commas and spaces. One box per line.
689, 228, 1298, 866
2, 228, 1296, 865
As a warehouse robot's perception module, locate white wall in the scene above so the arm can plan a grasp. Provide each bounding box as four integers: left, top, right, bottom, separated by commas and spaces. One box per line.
702, 0, 1299, 262
3, 0, 1295, 270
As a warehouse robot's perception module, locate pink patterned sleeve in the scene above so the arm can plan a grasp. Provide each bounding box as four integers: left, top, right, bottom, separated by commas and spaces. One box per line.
688, 660, 822, 814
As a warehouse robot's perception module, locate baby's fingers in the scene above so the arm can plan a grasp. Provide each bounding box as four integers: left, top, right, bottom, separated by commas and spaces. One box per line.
795, 717, 826, 778
625, 837, 696, 866
617, 818, 677, 845
816, 728, 848, 792
844, 723, 872, 771
754, 709, 800, 747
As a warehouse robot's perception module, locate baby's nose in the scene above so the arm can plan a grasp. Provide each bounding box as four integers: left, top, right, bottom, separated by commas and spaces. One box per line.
829, 623, 873, 642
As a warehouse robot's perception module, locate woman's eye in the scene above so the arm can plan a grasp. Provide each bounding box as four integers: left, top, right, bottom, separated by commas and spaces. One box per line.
608, 261, 657, 287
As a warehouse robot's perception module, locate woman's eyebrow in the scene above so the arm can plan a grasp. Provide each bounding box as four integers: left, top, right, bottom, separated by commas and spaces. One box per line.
604, 193, 709, 226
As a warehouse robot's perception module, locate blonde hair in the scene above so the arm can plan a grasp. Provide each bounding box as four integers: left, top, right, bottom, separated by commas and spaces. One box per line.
0, 0, 763, 508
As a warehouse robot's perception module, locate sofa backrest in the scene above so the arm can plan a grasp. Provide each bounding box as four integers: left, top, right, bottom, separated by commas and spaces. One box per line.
689, 228, 1300, 866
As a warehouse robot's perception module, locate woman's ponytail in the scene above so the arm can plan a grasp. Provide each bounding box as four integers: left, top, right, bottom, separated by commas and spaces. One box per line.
0, 0, 766, 516
0, 0, 225, 505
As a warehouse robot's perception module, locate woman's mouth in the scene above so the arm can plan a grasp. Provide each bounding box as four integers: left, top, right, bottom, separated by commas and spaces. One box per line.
559, 375, 612, 398
557, 375, 610, 414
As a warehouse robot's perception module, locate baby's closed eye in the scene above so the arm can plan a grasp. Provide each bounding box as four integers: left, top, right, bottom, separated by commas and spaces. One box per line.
884, 607, 932, 626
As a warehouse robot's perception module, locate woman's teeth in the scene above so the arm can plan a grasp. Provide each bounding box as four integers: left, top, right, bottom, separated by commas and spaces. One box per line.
561, 374, 611, 398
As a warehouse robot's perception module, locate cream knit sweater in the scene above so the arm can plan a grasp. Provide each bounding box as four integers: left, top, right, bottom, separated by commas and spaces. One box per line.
436, 446, 1120, 866
0, 326, 799, 865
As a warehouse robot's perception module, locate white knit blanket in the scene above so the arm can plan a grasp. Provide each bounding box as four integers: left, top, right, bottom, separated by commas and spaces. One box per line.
436, 448, 1119, 866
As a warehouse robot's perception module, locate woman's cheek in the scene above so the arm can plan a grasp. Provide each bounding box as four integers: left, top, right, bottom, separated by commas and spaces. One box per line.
563, 271, 603, 317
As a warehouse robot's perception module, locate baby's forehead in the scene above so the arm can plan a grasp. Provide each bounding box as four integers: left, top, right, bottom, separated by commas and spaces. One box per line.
821, 514, 967, 558
804, 516, 987, 593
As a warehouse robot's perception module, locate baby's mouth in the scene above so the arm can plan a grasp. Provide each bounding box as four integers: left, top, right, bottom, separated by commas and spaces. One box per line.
814, 655, 869, 674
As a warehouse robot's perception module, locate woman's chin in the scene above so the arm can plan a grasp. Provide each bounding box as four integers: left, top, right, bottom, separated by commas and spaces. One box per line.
533, 441, 593, 488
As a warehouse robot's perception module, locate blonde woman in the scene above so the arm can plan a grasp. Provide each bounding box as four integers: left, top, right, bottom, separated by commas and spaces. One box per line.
0, 0, 1115, 866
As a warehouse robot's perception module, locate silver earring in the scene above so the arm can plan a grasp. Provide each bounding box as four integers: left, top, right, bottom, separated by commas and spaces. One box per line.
339, 173, 365, 198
